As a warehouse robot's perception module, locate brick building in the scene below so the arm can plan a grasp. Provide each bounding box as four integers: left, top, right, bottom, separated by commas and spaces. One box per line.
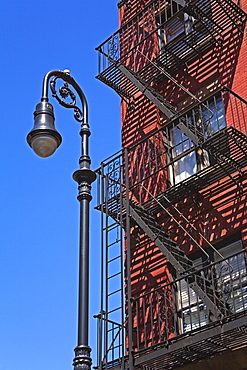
94, 0, 247, 369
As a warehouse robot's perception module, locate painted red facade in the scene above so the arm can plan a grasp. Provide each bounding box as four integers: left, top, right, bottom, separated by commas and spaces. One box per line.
117, 0, 247, 352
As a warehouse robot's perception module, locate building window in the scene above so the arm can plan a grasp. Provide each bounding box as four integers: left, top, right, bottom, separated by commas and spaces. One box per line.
165, 13, 185, 43
168, 95, 226, 185
214, 240, 247, 313
177, 256, 208, 334
178, 239, 247, 334
169, 128, 199, 184
156, 1, 214, 60
156, 7, 194, 51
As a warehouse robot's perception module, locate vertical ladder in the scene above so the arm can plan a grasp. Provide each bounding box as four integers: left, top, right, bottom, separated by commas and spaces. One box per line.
97, 168, 126, 368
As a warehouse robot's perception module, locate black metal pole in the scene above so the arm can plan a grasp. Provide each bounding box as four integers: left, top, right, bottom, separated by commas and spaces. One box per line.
31, 70, 96, 370
73, 119, 96, 369
64, 73, 97, 369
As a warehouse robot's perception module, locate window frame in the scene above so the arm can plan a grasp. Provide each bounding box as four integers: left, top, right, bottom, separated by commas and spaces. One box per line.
167, 94, 227, 186
177, 238, 246, 334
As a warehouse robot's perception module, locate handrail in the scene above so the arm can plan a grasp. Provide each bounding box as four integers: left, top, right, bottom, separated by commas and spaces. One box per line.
132, 248, 246, 301
95, 88, 247, 163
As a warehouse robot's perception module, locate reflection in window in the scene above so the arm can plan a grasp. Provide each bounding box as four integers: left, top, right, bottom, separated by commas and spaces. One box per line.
215, 241, 247, 313
156, 6, 194, 51
177, 259, 208, 334
203, 96, 226, 137
166, 13, 185, 42
169, 95, 226, 185
178, 240, 246, 334
170, 129, 197, 184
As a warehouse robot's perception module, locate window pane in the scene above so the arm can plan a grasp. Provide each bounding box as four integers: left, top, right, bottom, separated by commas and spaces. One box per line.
173, 151, 197, 184
203, 97, 226, 137
171, 127, 182, 146
168, 95, 226, 185
183, 304, 208, 332
215, 241, 247, 313
166, 14, 184, 42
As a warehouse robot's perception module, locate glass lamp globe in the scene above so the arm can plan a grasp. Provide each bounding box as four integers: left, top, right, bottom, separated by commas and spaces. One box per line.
30, 134, 59, 157
27, 101, 62, 158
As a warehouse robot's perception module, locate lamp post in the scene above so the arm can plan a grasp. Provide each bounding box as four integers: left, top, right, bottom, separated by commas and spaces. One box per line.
27, 69, 96, 370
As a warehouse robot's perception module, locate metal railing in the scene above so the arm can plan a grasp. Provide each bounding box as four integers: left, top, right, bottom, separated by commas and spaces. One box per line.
95, 88, 247, 212
95, 312, 126, 370
96, 0, 246, 77
94, 248, 247, 367
94, 89, 247, 369
131, 249, 247, 353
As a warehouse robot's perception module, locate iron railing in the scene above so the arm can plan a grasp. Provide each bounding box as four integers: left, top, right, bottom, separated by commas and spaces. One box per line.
94, 89, 247, 369
97, 0, 245, 71
96, 0, 246, 99
94, 248, 247, 369
131, 249, 247, 352
95, 88, 247, 214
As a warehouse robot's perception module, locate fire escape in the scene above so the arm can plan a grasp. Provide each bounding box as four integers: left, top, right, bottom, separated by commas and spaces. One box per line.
94, 0, 247, 369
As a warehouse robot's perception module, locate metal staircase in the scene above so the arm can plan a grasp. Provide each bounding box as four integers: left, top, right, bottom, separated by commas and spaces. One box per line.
96, 0, 246, 104
123, 198, 231, 320
94, 0, 247, 368
117, 63, 178, 119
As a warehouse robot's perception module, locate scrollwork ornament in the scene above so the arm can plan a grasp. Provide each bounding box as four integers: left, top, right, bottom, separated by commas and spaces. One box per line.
50, 77, 83, 122
216, 262, 233, 304
109, 34, 120, 61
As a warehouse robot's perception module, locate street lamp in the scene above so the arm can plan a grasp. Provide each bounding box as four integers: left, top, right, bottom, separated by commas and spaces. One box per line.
27, 69, 96, 370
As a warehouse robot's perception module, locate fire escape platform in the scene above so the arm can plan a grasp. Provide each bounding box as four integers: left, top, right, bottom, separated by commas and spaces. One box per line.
96, 0, 247, 102
96, 31, 217, 103
95, 126, 247, 219
132, 312, 247, 370
144, 126, 247, 212
95, 0, 247, 366
99, 312, 247, 370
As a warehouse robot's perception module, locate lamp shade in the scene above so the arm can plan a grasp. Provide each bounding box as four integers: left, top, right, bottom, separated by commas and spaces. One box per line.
27, 101, 62, 157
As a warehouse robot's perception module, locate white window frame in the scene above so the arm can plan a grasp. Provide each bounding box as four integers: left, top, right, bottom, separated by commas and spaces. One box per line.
168, 94, 226, 185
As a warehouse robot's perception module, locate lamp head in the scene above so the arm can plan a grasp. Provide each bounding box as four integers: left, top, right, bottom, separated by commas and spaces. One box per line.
27, 101, 62, 158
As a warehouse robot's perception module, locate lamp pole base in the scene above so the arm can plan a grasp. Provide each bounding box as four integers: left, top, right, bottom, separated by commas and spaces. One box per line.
73, 345, 92, 370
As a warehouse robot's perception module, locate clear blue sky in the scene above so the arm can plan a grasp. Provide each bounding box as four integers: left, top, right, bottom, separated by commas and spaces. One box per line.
0, 1, 120, 369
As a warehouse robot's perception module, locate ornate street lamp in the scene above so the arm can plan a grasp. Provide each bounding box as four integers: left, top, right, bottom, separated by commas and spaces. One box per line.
27, 70, 96, 370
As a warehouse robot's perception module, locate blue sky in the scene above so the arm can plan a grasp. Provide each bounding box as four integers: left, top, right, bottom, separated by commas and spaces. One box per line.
0, 1, 120, 369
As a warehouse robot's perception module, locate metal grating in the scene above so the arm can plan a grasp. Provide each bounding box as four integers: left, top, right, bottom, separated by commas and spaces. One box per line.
95, 89, 247, 217
147, 126, 247, 212
96, 0, 246, 100
133, 317, 247, 370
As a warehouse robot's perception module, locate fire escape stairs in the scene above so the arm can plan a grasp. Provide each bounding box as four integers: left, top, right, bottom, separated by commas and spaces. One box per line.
117, 62, 178, 119
116, 62, 247, 172
113, 63, 221, 150
123, 198, 229, 321
96, 0, 247, 104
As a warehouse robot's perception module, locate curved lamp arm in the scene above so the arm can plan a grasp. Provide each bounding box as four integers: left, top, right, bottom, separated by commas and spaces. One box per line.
42, 70, 88, 124
26, 69, 89, 159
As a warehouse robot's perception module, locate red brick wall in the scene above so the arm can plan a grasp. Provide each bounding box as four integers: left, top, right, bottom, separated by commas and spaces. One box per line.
119, 0, 247, 349
231, 0, 247, 99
